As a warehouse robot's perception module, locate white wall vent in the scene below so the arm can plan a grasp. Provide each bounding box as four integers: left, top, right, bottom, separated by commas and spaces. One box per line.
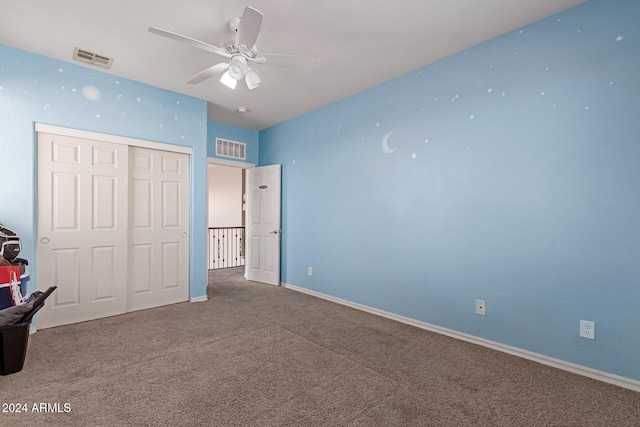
216, 138, 246, 160
72, 47, 114, 69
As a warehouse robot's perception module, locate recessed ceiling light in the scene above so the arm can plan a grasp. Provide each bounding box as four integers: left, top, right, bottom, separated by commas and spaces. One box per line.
237, 107, 248, 113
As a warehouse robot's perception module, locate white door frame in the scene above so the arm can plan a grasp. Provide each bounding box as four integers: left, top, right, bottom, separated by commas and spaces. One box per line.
207, 157, 255, 279
207, 157, 255, 169
36, 124, 192, 155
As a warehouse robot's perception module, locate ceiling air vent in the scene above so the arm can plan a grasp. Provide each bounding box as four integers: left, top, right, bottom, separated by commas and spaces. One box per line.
216, 138, 246, 160
72, 47, 114, 69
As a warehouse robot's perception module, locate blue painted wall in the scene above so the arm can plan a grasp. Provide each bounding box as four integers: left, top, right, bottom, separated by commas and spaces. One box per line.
0, 44, 209, 302
259, 0, 640, 381
208, 120, 259, 165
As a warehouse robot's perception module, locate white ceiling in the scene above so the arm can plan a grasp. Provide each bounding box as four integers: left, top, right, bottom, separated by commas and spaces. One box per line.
1, 0, 585, 131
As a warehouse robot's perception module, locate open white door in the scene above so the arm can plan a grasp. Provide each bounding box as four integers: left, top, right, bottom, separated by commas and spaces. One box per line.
245, 164, 281, 286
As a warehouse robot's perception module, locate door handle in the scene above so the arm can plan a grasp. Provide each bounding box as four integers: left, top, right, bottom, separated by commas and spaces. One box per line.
40, 237, 50, 244
270, 229, 281, 235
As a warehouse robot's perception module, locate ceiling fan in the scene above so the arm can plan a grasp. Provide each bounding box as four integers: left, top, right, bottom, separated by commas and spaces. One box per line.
148, 6, 320, 90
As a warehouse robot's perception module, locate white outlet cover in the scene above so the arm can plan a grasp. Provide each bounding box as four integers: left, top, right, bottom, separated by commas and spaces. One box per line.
580, 320, 596, 340
475, 300, 486, 316
307, 266, 312, 276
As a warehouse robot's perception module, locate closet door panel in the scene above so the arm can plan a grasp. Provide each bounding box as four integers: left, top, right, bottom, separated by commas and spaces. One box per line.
128, 147, 190, 311
37, 133, 128, 329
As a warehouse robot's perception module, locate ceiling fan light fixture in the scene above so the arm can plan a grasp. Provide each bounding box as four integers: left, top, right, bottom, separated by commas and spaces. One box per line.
220, 70, 237, 89
228, 57, 247, 80
245, 69, 261, 90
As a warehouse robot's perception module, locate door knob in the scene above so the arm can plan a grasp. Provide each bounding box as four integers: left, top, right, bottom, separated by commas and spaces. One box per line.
40, 237, 50, 244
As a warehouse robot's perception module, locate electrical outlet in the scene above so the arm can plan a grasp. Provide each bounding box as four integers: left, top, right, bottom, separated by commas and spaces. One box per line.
307, 266, 312, 276
475, 300, 486, 316
580, 320, 596, 340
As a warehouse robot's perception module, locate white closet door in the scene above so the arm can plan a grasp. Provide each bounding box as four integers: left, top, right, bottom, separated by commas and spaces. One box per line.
128, 147, 190, 311
37, 133, 129, 328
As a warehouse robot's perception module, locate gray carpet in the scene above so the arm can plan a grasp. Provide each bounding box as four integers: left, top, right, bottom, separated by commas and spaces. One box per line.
1, 267, 639, 426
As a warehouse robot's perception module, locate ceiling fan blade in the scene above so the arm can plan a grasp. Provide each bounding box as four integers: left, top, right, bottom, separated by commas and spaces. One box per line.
148, 26, 231, 59
186, 62, 230, 84
259, 54, 320, 70
235, 7, 263, 52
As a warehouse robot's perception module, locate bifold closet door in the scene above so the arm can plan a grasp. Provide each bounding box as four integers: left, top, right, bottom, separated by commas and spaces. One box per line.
37, 133, 129, 329
128, 147, 190, 311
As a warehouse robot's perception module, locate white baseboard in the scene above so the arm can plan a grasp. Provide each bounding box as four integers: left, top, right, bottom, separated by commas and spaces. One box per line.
282, 282, 640, 393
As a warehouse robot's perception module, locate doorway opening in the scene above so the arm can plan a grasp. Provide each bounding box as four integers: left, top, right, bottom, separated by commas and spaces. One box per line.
207, 159, 282, 288
207, 158, 253, 278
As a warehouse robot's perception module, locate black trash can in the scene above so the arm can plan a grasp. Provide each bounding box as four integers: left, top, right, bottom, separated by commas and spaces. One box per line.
0, 286, 56, 375
0, 320, 30, 375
